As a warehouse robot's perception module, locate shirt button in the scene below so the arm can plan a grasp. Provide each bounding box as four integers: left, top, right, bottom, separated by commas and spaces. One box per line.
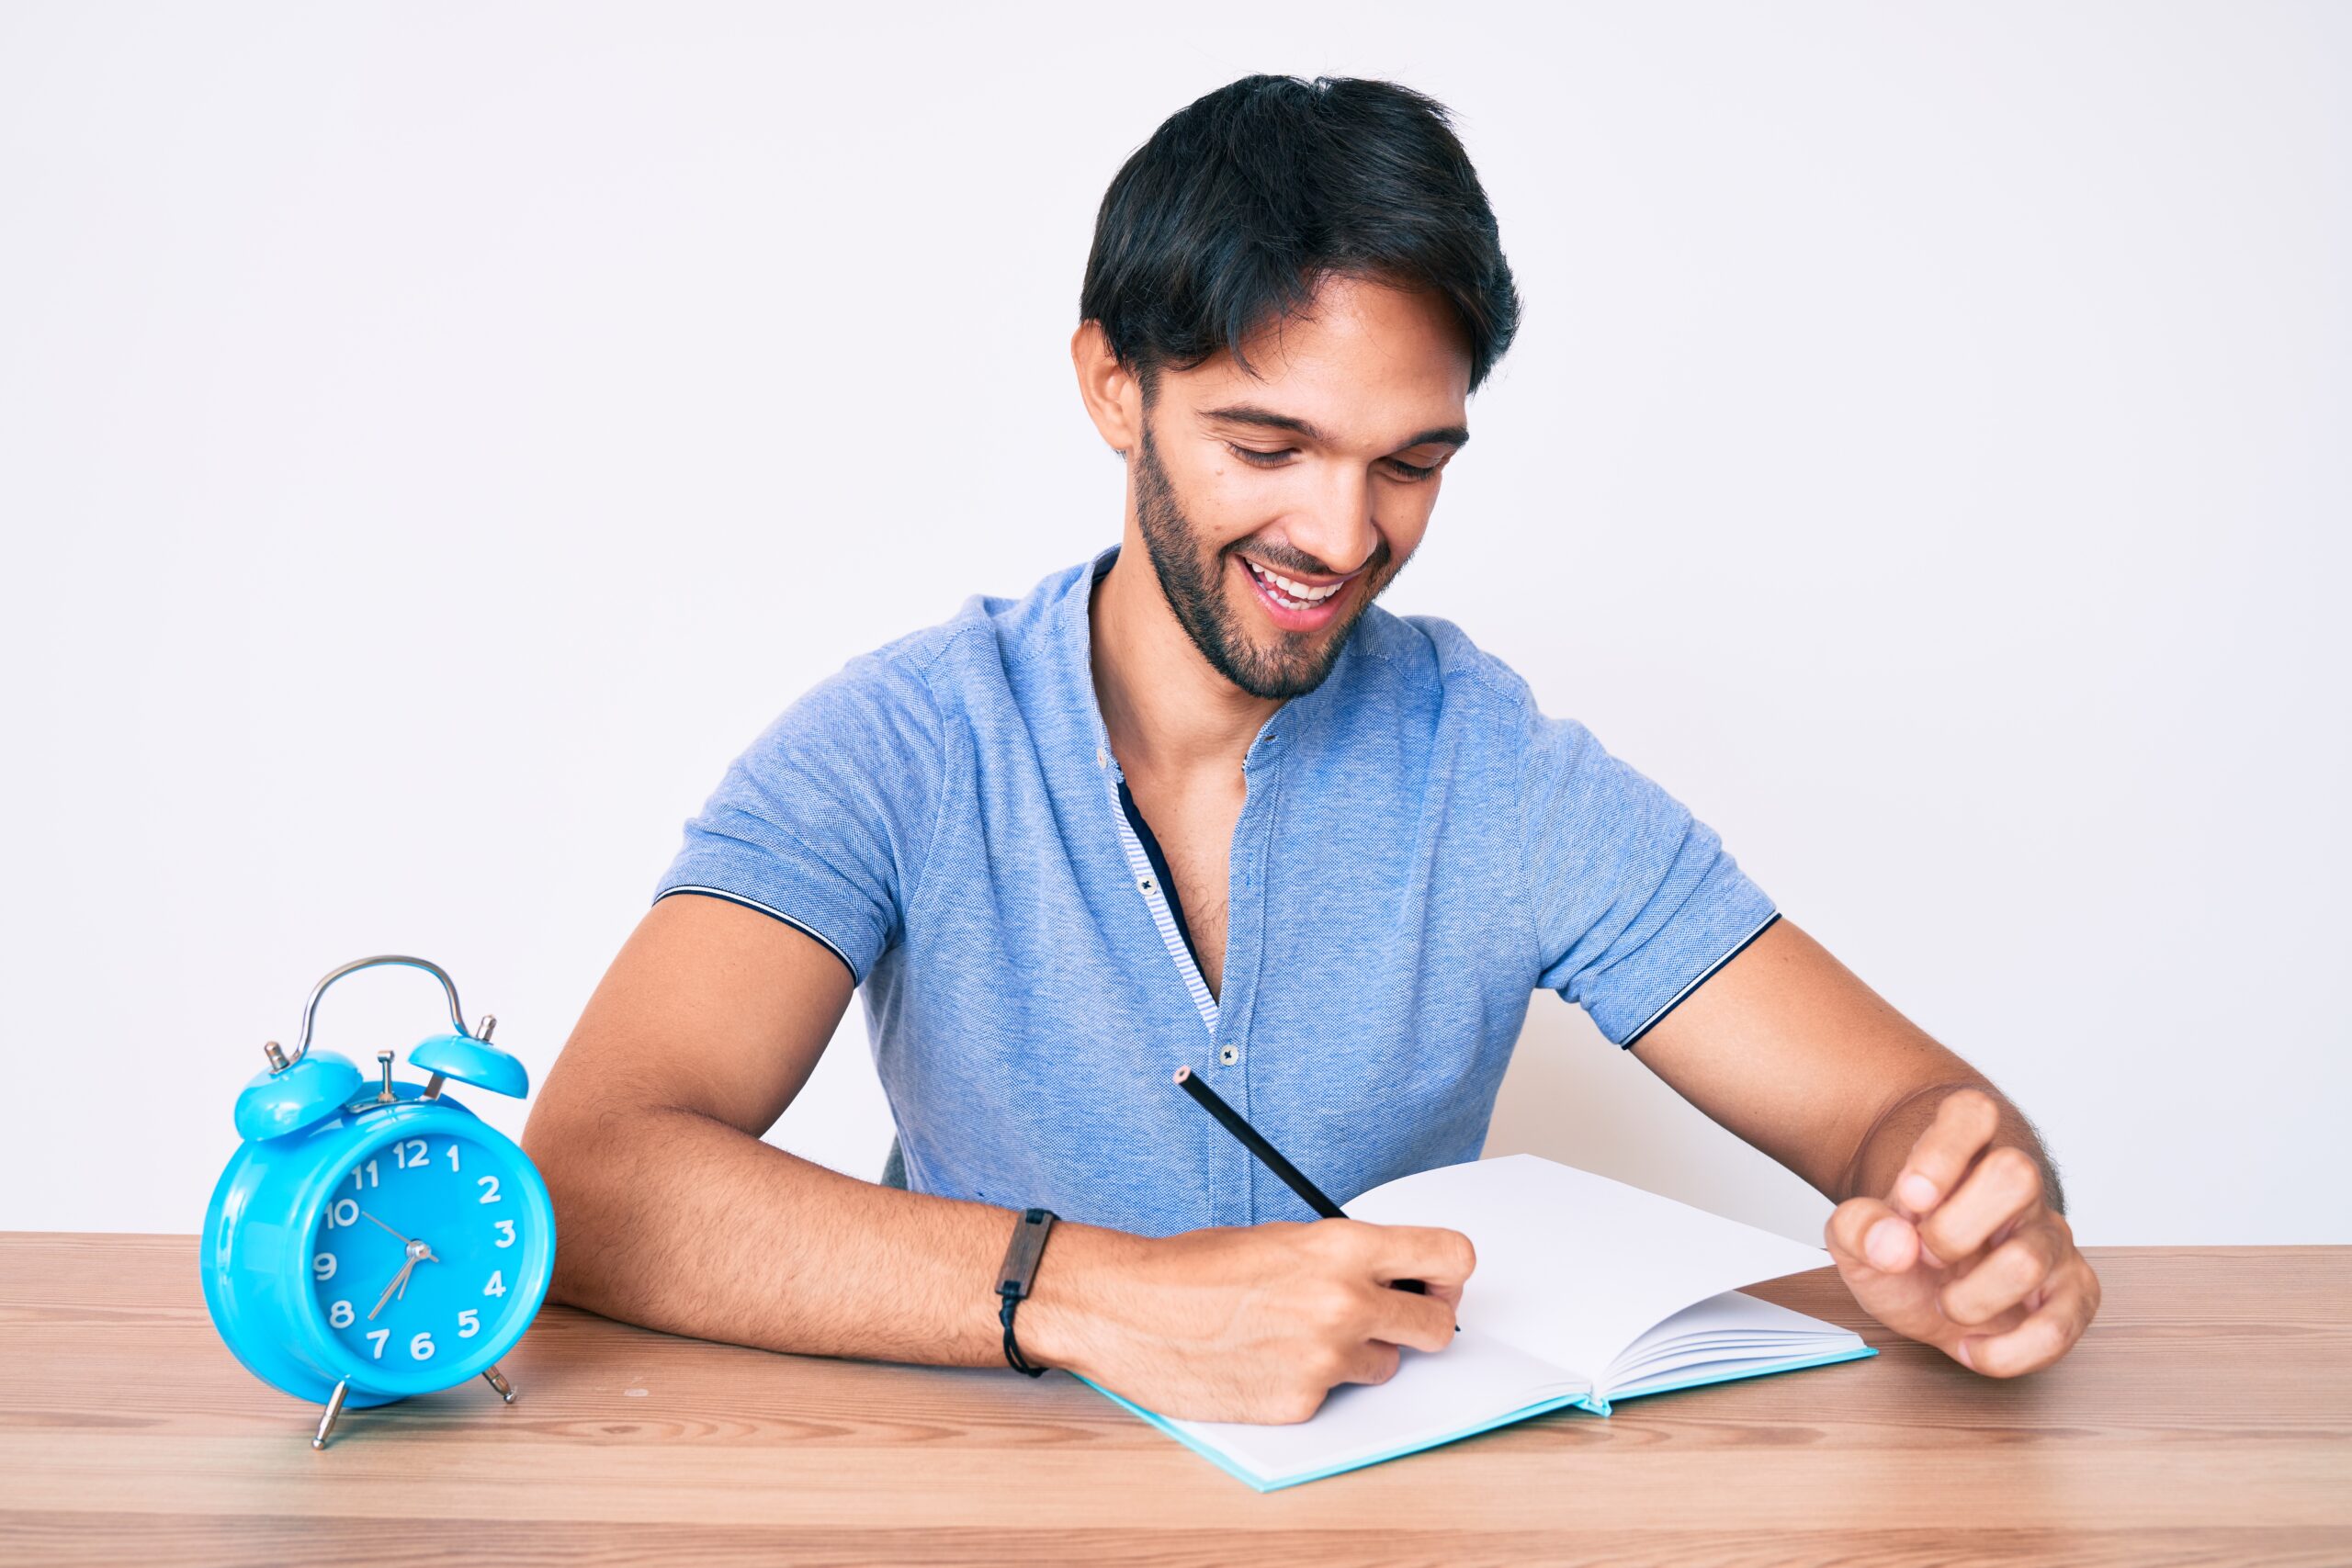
1139, 875, 1156, 894
1219, 1044, 1239, 1066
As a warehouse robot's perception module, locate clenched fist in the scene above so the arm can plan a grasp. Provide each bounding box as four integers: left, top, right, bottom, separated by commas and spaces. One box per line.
1826, 1088, 2100, 1376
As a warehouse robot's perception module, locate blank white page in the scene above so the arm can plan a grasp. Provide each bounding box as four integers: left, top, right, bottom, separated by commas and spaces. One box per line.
1343, 1153, 1836, 1379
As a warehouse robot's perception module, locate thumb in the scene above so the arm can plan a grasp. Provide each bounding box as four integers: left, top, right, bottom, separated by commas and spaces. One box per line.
1826, 1195, 1921, 1277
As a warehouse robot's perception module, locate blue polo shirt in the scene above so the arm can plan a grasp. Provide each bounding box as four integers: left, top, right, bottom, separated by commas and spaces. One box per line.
652, 543, 1779, 1237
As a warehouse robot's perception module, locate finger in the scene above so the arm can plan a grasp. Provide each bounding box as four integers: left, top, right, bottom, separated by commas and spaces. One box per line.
1919, 1145, 2044, 1263
1337, 1338, 1406, 1388
1957, 1260, 2100, 1377
1938, 1223, 2064, 1326
1356, 1222, 1477, 1298
1826, 1195, 1920, 1275
1889, 1088, 2002, 1218
1363, 1280, 1463, 1354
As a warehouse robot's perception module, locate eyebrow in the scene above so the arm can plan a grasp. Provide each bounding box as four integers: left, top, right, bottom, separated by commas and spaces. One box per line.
1198, 402, 1470, 452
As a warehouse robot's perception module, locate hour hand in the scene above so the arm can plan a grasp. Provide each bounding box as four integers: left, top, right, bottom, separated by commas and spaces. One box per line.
393, 1240, 438, 1303
368, 1258, 415, 1323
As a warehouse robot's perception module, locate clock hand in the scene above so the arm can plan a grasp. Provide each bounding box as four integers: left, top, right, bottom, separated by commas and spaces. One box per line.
368, 1258, 415, 1323
396, 1241, 438, 1303
368, 1238, 433, 1321
357, 1209, 412, 1246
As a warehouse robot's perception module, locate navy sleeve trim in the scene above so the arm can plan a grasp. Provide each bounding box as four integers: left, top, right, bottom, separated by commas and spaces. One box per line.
1619, 910, 1782, 1049
653, 885, 860, 987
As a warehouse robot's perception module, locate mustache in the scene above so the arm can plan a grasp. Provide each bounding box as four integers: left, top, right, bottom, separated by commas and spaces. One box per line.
1226, 538, 1390, 582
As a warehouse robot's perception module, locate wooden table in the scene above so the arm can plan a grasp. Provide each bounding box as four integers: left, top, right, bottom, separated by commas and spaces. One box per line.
2, 1235, 2346, 1565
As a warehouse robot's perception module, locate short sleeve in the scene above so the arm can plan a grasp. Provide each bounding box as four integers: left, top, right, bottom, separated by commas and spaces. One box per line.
651, 649, 950, 986
1513, 701, 1780, 1047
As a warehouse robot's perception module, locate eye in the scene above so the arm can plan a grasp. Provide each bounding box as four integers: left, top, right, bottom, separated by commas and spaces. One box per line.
1385, 456, 1446, 482
1224, 443, 1292, 467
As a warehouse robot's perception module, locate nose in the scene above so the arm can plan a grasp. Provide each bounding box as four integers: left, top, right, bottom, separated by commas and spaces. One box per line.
1279, 467, 1381, 581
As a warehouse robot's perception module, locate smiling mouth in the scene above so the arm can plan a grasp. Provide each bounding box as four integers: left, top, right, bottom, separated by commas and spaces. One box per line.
1238, 555, 1352, 612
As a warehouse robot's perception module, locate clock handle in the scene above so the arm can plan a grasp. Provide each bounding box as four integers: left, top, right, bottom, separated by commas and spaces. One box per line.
276, 954, 483, 1072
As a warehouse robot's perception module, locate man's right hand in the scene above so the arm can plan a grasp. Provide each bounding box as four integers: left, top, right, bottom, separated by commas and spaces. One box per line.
529, 898, 1476, 1424
1017, 1215, 1475, 1425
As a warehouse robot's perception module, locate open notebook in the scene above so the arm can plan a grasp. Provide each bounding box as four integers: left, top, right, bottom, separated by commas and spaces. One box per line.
1076, 1154, 1876, 1490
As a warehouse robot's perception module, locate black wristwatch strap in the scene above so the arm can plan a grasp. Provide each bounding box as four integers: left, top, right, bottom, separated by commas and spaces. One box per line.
995, 1207, 1058, 1377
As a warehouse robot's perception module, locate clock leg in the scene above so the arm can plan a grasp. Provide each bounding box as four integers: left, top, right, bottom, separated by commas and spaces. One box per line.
311, 1378, 350, 1450
482, 1365, 515, 1403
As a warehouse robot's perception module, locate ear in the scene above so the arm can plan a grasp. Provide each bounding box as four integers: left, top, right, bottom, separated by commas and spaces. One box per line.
1070, 321, 1144, 457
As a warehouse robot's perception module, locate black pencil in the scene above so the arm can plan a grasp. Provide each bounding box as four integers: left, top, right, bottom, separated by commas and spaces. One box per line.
1171, 1065, 1428, 1295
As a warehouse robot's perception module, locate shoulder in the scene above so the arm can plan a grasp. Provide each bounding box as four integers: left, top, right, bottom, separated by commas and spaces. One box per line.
748, 552, 1091, 754
1342, 604, 1547, 727
1336, 607, 1616, 797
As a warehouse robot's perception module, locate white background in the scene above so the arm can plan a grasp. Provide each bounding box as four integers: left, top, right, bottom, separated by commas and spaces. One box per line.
4, 2, 2344, 1244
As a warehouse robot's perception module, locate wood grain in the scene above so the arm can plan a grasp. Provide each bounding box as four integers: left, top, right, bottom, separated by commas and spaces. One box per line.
1, 1235, 2346, 1565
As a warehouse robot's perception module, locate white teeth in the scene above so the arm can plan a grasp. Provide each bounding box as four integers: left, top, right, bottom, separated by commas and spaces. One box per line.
1247, 559, 1340, 604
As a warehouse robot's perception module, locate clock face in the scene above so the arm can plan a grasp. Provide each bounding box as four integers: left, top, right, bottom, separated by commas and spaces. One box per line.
309, 1132, 533, 1378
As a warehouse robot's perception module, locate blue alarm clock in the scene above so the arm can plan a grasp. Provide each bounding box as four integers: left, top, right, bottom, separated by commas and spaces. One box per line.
200, 955, 556, 1449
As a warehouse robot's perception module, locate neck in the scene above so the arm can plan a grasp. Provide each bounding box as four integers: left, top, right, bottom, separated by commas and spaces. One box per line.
1089, 523, 1283, 779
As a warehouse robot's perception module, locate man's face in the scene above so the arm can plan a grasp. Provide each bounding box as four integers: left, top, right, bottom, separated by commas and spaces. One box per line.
1126, 276, 1473, 700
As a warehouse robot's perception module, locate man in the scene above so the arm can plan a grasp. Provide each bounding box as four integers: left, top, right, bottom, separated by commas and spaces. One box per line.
523, 73, 2098, 1426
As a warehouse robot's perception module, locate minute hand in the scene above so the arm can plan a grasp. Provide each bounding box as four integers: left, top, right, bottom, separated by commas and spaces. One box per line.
368, 1257, 417, 1322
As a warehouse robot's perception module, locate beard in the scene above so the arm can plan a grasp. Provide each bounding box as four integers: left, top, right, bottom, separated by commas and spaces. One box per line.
1131, 412, 1399, 701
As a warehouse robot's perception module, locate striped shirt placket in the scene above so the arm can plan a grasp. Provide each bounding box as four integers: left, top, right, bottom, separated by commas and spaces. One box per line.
1094, 742, 1220, 1036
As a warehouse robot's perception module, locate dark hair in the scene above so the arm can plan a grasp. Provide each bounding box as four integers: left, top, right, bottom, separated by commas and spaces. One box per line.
1080, 74, 1521, 400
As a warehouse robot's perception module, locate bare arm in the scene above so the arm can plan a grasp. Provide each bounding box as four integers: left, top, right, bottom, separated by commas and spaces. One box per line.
1630, 918, 2098, 1374
523, 891, 1057, 1366
1629, 919, 2061, 1209
522, 892, 1473, 1419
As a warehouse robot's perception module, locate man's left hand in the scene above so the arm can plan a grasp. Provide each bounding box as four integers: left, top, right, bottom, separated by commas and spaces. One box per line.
1825, 1088, 2101, 1376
